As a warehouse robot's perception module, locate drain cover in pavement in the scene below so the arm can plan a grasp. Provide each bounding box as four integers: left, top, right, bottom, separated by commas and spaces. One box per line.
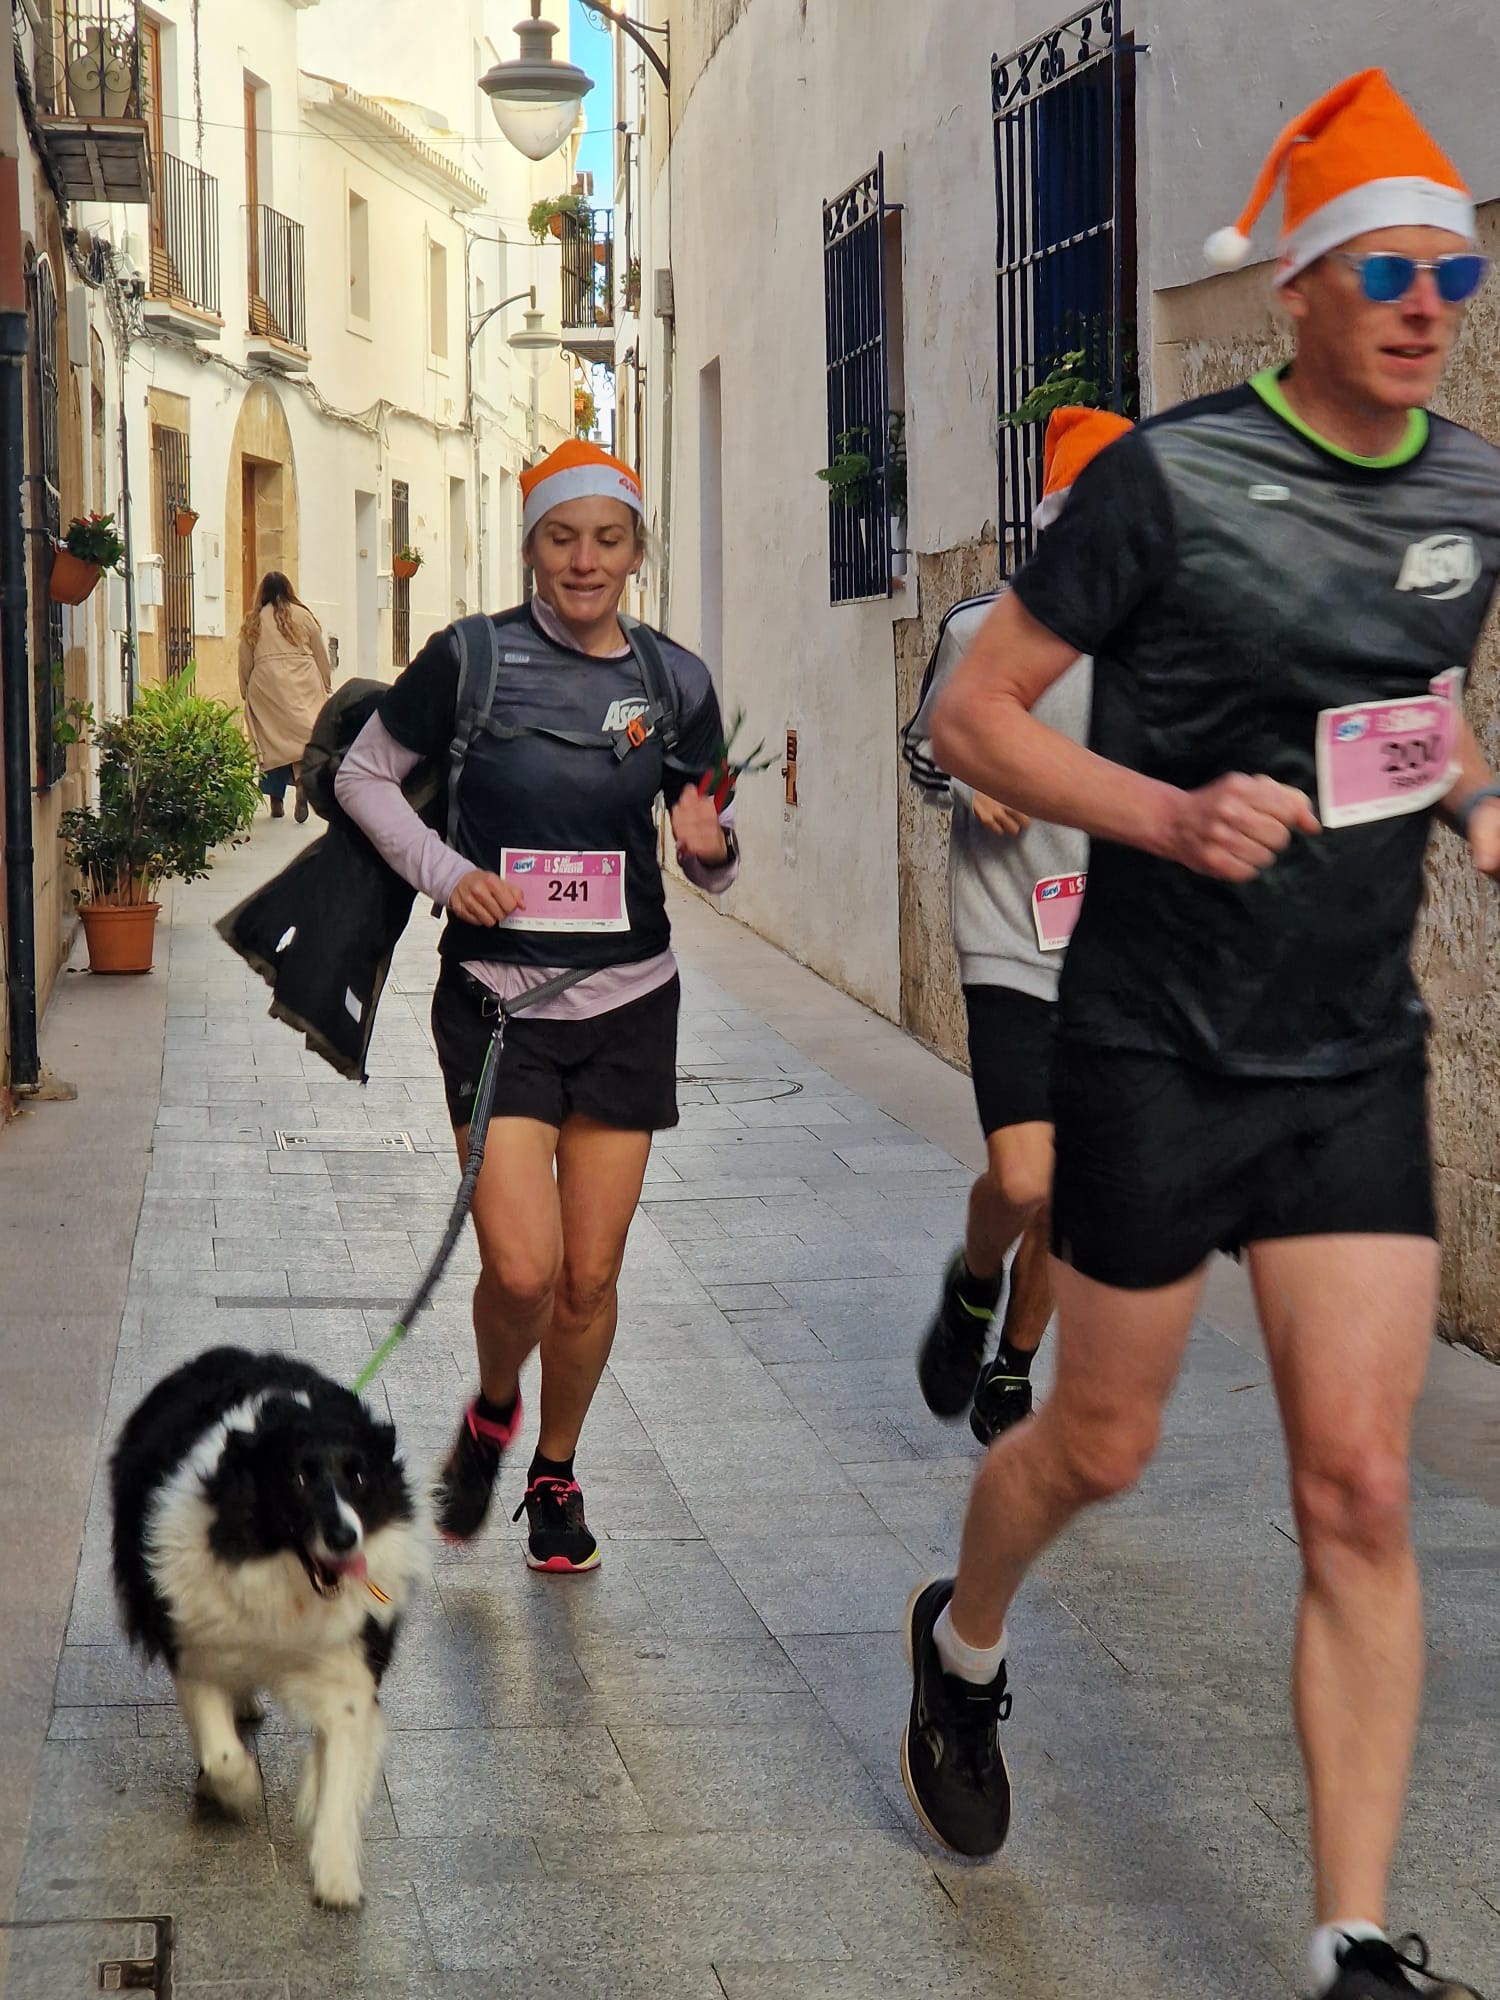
0, 1916, 172, 1998
674, 1071, 803, 1105
275, 1130, 415, 1152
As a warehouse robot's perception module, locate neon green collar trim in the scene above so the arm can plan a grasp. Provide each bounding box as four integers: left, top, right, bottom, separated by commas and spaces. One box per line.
1250, 365, 1428, 468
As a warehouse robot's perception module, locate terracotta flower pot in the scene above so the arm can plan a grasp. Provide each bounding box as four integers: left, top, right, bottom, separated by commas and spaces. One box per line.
392, 555, 420, 581
50, 548, 103, 606
547, 212, 565, 239
174, 507, 198, 537
79, 901, 160, 974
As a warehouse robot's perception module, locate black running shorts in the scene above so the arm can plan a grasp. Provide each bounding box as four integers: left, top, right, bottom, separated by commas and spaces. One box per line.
964, 985, 1058, 1135
1050, 1045, 1436, 1291
431, 964, 681, 1133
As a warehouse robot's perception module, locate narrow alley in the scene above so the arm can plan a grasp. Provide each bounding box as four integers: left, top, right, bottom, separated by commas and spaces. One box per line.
3, 825, 1499, 1999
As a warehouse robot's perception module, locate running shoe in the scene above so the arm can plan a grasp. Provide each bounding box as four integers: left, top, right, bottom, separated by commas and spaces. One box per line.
1320, 1934, 1486, 1998
917, 1251, 1002, 1419
969, 1360, 1034, 1448
514, 1474, 600, 1573
900, 1577, 1012, 1858
434, 1395, 522, 1543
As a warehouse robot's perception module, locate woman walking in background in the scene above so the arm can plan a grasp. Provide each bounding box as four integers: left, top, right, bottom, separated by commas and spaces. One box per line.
239, 571, 332, 822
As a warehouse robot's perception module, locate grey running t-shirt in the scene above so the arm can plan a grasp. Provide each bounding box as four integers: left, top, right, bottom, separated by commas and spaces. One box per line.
1011, 373, 1500, 1078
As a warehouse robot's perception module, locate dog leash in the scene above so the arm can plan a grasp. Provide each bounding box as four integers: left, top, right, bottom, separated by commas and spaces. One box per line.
351, 967, 591, 1397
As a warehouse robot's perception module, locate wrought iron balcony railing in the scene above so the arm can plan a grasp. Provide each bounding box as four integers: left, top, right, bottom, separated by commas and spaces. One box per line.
248, 203, 307, 356
150, 153, 221, 319
558, 206, 614, 363
31, 0, 151, 203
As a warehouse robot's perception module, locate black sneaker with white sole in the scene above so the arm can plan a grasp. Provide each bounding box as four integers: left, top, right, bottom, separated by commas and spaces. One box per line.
969, 1362, 1034, 1448
917, 1253, 1002, 1419
1321, 1934, 1486, 1999
900, 1577, 1012, 1858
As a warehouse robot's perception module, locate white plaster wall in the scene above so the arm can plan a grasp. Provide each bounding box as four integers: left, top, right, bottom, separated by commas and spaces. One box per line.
649, 0, 1021, 1017
89, 0, 573, 711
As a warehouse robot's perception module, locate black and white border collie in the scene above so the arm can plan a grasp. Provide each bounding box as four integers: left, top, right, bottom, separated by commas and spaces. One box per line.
110, 1348, 425, 1907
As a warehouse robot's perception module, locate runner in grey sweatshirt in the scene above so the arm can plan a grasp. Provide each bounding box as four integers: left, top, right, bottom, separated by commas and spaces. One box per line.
902, 406, 1132, 1442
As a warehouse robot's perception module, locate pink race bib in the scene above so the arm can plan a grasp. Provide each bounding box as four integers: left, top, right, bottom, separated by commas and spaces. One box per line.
1031, 872, 1086, 952
500, 849, 629, 933
1314, 669, 1463, 830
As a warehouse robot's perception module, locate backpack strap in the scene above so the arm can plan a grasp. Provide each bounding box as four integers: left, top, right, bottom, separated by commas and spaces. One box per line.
445, 613, 502, 853
620, 614, 682, 761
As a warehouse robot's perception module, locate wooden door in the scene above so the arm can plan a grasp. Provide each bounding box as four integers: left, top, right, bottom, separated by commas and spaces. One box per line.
241, 460, 259, 625
143, 20, 166, 282
244, 81, 260, 305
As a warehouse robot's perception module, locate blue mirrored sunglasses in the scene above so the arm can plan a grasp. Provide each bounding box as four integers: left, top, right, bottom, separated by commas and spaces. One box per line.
1335, 251, 1490, 305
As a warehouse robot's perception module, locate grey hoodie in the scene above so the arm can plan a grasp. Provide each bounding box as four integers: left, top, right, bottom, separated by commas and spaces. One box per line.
903, 594, 1090, 1003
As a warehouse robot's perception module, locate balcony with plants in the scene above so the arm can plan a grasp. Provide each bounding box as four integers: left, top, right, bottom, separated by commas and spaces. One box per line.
531, 195, 615, 366
28, 0, 151, 204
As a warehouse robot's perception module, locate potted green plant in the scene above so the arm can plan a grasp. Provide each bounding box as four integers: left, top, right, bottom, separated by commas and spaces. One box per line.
58, 674, 261, 974
393, 545, 423, 581
51, 511, 126, 606
574, 381, 598, 438
174, 505, 199, 537
622, 257, 642, 313
816, 427, 874, 508
528, 193, 589, 242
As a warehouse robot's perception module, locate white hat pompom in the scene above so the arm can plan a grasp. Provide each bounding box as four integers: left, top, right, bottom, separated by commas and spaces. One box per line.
1204, 226, 1252, 270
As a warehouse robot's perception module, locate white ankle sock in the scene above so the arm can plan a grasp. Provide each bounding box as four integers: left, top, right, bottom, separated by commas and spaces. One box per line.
933, 1602, 1006, 1685
1307, 1920, 1388, 1995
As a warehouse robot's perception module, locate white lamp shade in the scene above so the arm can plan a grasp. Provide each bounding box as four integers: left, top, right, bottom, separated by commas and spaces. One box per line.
508, 308, 561, 356
487, 93, 583, 162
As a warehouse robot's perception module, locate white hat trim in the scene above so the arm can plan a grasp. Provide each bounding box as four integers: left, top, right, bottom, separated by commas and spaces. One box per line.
522, 462, 644, 538
1031, 483, 1071, 534
1275, 176, 1476, 285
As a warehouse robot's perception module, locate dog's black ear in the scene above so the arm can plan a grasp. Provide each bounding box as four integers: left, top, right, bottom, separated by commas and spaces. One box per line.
370, 1419, 400, 1465
203, 1428, 269, 1563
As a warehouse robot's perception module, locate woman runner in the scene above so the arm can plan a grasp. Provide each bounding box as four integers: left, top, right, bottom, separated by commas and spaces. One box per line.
336, 441, 738, 1572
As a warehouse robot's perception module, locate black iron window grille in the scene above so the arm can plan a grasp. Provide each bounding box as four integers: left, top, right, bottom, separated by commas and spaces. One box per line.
27, 255, 67, 789
249, 203, 307, 353
391, 480, 410, 667
154, 426, 195, 677
993, 1, 1140, 571
151, 154, 221, 317
822, 157, 892, 606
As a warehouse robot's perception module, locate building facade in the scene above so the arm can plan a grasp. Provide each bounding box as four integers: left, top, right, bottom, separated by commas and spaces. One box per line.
618, 0, 1500, 1351
1, 0, 581, 1106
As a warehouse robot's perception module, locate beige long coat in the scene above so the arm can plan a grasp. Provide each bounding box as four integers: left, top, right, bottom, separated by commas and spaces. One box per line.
238, 604, 332, 770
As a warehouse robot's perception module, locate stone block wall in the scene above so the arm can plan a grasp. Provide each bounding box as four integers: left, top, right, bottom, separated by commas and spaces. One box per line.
894, 536, 1000, 1070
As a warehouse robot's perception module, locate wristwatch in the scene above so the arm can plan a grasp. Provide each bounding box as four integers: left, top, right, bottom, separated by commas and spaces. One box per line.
717, 828, 739, 867
1455, 782, 1500, 837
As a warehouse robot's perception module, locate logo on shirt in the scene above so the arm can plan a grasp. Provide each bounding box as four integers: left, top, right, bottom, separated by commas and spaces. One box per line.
1248, 483, 1291, 503
1395, 534, 1479, 600
602, 698, 650, 733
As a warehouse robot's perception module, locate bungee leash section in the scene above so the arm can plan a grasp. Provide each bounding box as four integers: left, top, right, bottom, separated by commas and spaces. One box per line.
350, 967, 590, 1397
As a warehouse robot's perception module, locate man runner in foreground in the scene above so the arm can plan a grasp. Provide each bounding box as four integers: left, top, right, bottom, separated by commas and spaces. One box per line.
906, 408, 1131, 1446
903, 70, 1500, 2000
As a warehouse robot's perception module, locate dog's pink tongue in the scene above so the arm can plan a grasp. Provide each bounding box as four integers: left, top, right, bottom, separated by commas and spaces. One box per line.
331, 1553, 368, 1582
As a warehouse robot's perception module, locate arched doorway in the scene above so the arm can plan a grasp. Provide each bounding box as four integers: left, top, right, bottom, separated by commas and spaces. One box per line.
219, 381, 300, 705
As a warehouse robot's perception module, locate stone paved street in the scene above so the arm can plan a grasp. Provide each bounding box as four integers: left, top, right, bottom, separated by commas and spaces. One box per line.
4, 821, 1500, 1999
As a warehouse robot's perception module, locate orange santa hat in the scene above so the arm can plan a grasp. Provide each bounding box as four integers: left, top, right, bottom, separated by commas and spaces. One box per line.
520, 440, 644, 539
1031, 405, 1134, 532
1204, 68, 1475, 283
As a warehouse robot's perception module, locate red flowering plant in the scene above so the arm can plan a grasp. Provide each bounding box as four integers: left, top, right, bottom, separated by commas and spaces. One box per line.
62, 512, 127, 572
